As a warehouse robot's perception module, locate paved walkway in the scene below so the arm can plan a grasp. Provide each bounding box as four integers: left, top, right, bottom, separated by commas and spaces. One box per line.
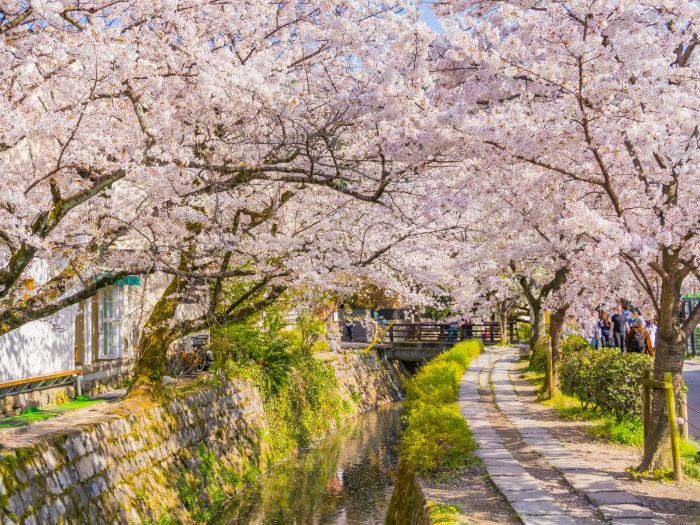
459, 348, 667, 525
682, 359, 700, 439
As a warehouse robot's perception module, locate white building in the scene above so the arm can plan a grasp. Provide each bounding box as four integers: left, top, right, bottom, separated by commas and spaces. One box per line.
0, 269, 169, 416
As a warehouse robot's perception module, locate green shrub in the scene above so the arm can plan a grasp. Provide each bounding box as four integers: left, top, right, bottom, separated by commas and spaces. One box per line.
211, 309, 349, 463
400, 340, 482, 474
530, 336, 550, 373
562, 334, 590, 354
401, 403, 476, 473
590, 415, 644, 446
518, 322, 532, 344
559, 345, 653, 420
560, 346, 606, 410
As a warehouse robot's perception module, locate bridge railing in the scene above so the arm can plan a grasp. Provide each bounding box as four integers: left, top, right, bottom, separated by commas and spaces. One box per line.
382, 322, 520, 345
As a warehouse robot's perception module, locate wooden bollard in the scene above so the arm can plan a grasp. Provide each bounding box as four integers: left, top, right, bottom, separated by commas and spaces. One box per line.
663, 372, 683, 482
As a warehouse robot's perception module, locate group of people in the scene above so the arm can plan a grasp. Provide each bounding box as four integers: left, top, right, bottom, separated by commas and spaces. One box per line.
590, 306, 656, 356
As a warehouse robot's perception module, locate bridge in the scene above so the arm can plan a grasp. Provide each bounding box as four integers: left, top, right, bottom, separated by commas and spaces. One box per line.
374, 321, 520, 362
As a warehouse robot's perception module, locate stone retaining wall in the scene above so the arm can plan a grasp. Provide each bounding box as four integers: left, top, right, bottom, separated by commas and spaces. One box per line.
385, 463, 432, 525
0, 351, 404, 524
80, 359, 135, 396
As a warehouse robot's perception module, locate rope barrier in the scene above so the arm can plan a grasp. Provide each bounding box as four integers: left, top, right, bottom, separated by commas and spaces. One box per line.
686, 403, 700, 416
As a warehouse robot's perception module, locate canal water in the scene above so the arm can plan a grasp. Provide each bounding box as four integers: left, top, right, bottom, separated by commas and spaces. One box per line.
218, 403, 403, 524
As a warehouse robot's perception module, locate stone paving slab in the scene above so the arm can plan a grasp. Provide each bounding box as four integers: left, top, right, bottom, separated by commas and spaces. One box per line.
598, 503, 661, 519
610, 518, 668, 525
586, 490, 640, 506
492, 350, 668, 525
510, 499, 571, 516
481, 457, 523, 468
486, 465, 530, 476
499, 488, 555, 503
515, 514, 579, 525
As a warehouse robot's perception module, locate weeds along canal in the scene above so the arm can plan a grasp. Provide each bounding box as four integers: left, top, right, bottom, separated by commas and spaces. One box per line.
217, 403, 404, 524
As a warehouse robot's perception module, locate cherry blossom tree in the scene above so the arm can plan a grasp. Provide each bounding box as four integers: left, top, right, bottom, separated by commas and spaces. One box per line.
435, 0, 700, 469
0, 0, 439, 345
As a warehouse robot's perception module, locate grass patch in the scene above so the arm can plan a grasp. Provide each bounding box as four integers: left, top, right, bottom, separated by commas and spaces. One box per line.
428, 501, 469, 524
0, 396, 103, 429
400, 340, 482, 475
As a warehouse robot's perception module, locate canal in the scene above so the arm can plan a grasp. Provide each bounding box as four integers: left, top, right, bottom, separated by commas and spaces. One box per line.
217, 403, 403, 524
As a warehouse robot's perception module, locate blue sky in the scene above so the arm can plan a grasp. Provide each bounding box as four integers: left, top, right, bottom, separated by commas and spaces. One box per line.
419, 3, 444, 32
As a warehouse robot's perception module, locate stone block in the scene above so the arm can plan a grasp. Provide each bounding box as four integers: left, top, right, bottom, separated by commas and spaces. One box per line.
486, 465, 529, 477
46, 475, 63, 496
6, 493, 25, 519
42, 450, 59, 472
518, 512, 578, 525
56, 467, 73, 490
490, 474, 540, 491
566, 471, 620, 494
75, 456, 95, 481
598, 504, 660, 520
610, 519, 667, 525
36, 506, 50, 525
70, 435, 87, 459
13, 466, 29, 485
91, 453, 108, 475
482, 457, 522, 469
476, 447, 513, 459
586, 491, 640, 506
510, 499, 566, 516
499, 488, 554, 503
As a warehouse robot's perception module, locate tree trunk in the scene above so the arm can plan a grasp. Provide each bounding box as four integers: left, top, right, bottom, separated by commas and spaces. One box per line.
497, 302, 508, 345
530, 301, 545, 347
639, 261, 686, 471
529, 301, 545, 367
127, 275, 184, 397
546, 305, 567, 398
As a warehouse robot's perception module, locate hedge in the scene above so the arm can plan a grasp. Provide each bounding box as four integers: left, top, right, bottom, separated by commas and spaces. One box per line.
559, 336, 653, 420
400, 339, 483, 474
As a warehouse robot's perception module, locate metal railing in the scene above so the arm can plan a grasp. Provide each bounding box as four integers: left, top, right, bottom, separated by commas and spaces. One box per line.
382, 322, 520, 345
0, 370, 82, 399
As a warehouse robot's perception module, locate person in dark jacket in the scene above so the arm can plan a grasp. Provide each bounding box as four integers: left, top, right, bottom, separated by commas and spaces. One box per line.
626, 317, 654, 356
610, 306, 628, 351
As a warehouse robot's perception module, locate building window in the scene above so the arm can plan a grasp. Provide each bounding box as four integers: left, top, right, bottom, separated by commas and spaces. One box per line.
100, 286, 124, 359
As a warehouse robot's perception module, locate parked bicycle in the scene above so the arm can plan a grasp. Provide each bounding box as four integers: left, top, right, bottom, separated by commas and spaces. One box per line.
166, 334, 213, 377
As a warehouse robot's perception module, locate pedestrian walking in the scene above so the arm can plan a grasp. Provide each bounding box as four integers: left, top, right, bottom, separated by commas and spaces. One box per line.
626, 317, 654, 356
598, 311, 612, 348
590, 318, 602, 349
611, 306, 627, 351
646, 319, 657, 348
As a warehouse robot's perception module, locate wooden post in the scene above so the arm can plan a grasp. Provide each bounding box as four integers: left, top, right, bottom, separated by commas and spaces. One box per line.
389, 324, 394, 343
546, 344, 554, 398
679, 391, 689, 441
663, 372, 683, 482
642, 370, 651, 438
